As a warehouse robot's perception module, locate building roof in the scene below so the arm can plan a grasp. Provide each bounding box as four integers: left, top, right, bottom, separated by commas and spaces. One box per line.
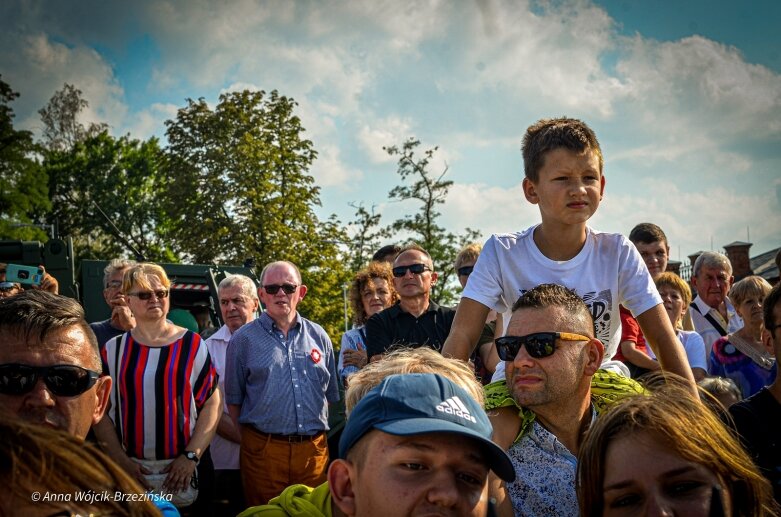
751, 246, 781, 282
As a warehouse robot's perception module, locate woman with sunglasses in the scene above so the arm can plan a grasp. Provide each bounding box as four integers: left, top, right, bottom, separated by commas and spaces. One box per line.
576, 381, 778, 516
93, 263, 220, 511
338, 261, 398, 386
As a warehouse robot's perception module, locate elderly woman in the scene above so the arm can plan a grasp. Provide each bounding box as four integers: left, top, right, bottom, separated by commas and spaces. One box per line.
577, 384, 777, 516
93, 263, 220, 510
709, 275, 776, 398
338, 261, 398, 385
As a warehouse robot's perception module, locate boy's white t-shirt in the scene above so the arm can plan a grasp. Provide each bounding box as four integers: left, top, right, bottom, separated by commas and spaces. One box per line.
464, 224, 661, 362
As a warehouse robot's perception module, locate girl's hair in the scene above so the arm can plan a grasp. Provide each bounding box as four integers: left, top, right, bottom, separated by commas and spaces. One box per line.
577, 384, 777, 516
0, 413, 160, 516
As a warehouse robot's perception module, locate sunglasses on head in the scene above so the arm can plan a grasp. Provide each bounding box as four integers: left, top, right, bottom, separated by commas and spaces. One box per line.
392, 263, 431, 278
494, 332, 591, 360
0, 363, 101, 397
457, 265, 474, 277
127, 289, 169, 300
263, 283, 298, 295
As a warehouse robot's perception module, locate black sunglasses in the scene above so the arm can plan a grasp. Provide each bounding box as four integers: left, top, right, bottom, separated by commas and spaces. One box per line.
495, 332, 591, 360
264, 283, 298, 295
0, 363, 101, 397
392, 263, 431, 278
457, 265, 474, 277
127, 289, 169, 300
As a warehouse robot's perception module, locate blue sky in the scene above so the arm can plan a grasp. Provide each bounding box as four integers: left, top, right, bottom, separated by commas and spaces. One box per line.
2, 0, 779, 266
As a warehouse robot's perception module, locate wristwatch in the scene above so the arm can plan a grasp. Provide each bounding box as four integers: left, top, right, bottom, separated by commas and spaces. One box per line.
183, 451, 199, 465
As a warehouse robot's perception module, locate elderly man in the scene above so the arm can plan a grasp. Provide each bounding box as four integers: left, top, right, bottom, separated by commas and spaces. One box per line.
688, 251, 743, 355
205, 274, 259, 514
226, 261, 339, 506
89, 258, 137, 349
496, 283, 608, 516
0, 290, 111, 438
729, 283, 781, 504
365, 244, 456, 360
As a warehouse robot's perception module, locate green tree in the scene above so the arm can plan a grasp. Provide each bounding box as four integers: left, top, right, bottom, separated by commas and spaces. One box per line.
42, 131, 176, 262
162, 89, 351, 338
0, 76, 50, 241
384, 138, 480, 305
346, 202, 385, 271
38, 83, 107, 152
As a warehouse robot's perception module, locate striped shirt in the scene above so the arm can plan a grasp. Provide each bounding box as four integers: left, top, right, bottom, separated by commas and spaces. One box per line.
225, 312, 339, 435
101, 330, 218, 460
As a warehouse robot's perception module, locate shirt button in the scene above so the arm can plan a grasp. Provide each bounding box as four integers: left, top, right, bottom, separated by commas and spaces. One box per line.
297, 404, 301, 408
295, 384, 299, 388
292, 367, 296, 370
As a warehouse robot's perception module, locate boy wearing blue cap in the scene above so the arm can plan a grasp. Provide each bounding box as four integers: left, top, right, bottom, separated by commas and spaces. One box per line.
239, 366, 513, 517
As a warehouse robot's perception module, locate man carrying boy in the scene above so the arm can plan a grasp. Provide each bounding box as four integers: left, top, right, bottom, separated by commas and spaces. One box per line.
442, 117, 694, 387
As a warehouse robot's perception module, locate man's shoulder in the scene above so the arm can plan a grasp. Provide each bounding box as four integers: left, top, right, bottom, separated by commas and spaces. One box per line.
204, 324, 232, 347
731, 388, 780, 418
89, 319, 111, 330
297, 315, 332, 343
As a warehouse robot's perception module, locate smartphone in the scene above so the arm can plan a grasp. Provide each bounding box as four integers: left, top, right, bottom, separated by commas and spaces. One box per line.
5, 264, 44, 286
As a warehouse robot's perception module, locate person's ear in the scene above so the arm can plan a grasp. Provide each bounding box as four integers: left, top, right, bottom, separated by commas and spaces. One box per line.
584, 338, 604, 376
92, 375, 113, 425
298, 285, 308, 299
761, 328, 775, 357
522, 178, 539, 204
328, 459, 357, 516
430, 271, 438, 285
599, 174, 606, 200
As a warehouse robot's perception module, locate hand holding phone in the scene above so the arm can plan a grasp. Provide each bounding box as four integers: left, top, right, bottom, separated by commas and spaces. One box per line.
5, 264, 44, 286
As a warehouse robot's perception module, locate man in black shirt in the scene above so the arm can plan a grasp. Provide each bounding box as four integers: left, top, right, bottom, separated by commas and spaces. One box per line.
366, 244, 456, 360
729, 282, 781, 504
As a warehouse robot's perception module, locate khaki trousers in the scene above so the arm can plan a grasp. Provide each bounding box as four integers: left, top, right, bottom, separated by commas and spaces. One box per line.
240, 426, 329, 506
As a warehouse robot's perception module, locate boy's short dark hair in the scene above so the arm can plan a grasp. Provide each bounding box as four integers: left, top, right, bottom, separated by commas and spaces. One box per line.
371, 244, 402, 263
522, 117, 603, 183
629, 223, 668, 247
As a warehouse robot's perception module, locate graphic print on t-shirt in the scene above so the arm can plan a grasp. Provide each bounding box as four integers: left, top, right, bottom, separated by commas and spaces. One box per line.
581, 289, 612, 345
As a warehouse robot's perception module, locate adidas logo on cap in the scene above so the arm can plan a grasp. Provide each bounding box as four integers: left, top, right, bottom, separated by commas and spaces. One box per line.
435, 396, 477, 423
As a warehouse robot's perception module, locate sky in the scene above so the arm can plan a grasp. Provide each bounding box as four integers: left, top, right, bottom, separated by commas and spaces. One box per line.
2, 0, 780, 267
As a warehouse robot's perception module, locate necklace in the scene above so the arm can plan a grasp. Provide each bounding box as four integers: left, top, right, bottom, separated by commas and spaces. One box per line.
727, 332, 776, 370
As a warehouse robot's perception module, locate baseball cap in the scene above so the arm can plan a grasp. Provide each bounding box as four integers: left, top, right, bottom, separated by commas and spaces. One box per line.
339, 372, 516, 482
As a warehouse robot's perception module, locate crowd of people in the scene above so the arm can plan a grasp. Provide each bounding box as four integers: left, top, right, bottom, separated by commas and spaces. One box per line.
1, 116, 780, 517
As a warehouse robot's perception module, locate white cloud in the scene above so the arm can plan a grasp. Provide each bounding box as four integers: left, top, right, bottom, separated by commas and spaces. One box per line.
125, 102, 179, 140
357, 116, 415, 163
1, 32, 126, 136
311, 144, 363, 188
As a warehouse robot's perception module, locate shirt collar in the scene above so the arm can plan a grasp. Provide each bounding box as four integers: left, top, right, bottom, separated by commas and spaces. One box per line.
260, 311, 301, 331
211, 324, 233, 342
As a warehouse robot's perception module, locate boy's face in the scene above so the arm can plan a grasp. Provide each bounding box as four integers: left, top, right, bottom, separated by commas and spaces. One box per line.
332, 430, 491, 517
523, 148, 604, 228
634, 241, 669, 280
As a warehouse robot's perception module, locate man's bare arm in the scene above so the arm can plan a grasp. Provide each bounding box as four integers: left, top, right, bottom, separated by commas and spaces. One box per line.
442, 298, 490, 361
636, 304, 697, 395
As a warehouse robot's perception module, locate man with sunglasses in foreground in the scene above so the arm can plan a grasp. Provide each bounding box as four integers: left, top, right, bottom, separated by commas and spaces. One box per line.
226, 260, 339, 506
0, 290, 112, 438
489, 283, 639, 516
365, 244, 459, 361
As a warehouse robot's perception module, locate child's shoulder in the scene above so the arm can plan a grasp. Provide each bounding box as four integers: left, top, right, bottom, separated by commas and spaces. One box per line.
587, 227, 634, 252
487, 224, 537, 247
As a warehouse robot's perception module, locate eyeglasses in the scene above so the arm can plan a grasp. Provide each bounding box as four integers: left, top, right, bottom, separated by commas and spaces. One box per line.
494, 332, 591, 360
392, 264, 431, 278
127, 290, 169, 300
457, 266, 474, 277
0, 363, 101, 397
263, 284, 298, 295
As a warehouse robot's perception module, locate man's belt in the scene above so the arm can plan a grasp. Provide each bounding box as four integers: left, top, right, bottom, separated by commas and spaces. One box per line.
253, 428, 325, 443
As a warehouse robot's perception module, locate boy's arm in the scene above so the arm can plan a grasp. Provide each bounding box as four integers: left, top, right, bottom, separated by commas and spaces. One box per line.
619, 340, 660, 371
636, 305, 697, 395
441, 298, 490, 361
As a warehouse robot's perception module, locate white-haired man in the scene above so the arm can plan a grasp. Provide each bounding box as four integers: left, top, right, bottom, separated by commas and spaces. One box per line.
206, 274, 260, 514
688, 251, 743, 355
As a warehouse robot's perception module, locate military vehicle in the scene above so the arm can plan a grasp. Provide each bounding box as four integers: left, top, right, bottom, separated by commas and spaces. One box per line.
0, 237, 258, 328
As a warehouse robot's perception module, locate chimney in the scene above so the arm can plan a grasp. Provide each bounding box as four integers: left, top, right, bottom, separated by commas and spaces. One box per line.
723, 241, 753, 280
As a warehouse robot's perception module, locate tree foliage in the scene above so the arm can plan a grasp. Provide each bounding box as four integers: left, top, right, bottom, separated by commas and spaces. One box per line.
42, 131, 176, 262
162, 89, 352, 338
346, 202, 385, 271
384, 138, 480, 305
0, 76, 50, 241
38, 83, 107, 152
